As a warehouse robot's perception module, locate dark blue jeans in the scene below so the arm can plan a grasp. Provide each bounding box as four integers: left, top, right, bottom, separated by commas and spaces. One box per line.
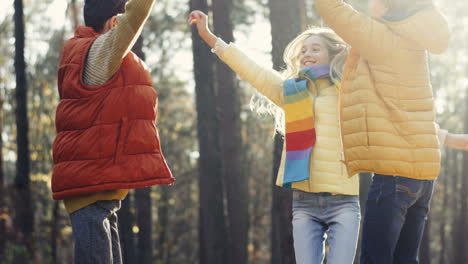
70, 200, 122, 264
360, 174, 435, 264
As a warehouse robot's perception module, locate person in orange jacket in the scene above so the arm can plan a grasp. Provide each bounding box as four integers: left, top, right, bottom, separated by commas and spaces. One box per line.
52, 0, 173, 263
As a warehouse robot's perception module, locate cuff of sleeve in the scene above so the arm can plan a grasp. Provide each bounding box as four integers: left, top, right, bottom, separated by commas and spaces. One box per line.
211, 38, 229, 56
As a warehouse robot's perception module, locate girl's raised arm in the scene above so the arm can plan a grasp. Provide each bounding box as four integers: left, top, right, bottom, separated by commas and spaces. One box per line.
189, 11, 217, 48
189, 11, 285, 107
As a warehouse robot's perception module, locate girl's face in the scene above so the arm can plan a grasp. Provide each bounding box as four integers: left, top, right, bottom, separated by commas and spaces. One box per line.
299, 36, 330, 69
369, 0, 389, 18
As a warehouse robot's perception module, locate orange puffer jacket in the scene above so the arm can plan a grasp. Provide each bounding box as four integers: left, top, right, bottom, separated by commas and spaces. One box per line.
52, 26, 174, 200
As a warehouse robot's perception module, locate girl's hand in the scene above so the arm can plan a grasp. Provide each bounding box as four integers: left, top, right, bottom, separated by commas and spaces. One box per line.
445, 133, 468, 151
188, 10, 208, 34
188, 10, 217, 48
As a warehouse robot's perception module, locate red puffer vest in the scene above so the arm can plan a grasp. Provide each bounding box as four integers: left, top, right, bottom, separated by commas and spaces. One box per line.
52, 26, 174, 200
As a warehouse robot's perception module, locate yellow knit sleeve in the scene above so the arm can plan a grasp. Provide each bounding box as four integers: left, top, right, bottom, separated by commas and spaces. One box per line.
83, 0, 155, 86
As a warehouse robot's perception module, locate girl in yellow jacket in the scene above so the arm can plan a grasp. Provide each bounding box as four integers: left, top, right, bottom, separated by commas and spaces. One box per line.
314, 0, 451, 263
189, 11, 360, 264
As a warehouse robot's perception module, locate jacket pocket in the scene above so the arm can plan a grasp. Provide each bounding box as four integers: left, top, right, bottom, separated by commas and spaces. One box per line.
113, 117, 128, 164
395, 176, 422, 207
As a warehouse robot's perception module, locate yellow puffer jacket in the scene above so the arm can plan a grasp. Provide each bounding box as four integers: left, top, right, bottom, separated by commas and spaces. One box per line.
218, 44, 359, 195
316, 0, 450, 180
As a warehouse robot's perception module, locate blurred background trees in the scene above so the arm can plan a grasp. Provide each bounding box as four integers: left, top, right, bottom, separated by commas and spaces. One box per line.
0, 0, 466, 263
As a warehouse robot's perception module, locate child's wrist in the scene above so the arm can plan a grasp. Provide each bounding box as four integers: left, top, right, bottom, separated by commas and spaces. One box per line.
201, 30, 217, 48
444, 133, 452, 146
445, 133, 459, 147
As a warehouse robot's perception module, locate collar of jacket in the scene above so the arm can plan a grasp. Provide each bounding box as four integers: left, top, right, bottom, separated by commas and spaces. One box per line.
74, 26, 100, 38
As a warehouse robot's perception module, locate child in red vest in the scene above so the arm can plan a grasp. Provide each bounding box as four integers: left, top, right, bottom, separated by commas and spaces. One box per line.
52, 0, 173, 263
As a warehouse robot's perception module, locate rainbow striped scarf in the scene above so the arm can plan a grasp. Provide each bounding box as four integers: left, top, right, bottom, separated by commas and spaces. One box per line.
281, 65, 330, 188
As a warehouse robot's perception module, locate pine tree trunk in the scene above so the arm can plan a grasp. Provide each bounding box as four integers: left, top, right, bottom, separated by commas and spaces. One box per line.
190, 0, 229, 263
156, 186, 169, 263
271, 136, 295, 264
118, 36, 148, 264
136, 187, 153, 264
356, 172, 372, 262
268, 0, 302, 262
450, 149, 460, 263
299, 0, 308, 31
0, 87, 5, 262
70, 0, 79, 29
212, 1, 248, 264
458, 89, 468, 262
51, 201, 60, 264
13, 0, 34, 262
129, 36, 154, 264
118, 192, 137, 263
439, 155, 449, 264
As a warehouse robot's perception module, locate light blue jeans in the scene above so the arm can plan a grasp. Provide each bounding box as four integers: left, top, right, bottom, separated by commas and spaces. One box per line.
292, 190, 361, 264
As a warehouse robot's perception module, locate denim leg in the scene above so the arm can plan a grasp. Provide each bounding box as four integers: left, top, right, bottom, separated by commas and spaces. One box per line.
292, 191, 327, 264
326, 195, 360, 264
393, 180, 434, 264
70, 200, 122, 264
360, 175, 413, 264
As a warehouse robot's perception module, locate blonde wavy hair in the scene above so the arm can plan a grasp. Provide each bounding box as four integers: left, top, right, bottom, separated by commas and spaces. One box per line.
251, 27, 349, 135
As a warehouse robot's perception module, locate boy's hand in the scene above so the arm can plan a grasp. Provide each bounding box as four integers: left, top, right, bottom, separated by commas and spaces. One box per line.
188, 10, 217, 48
445, 133, 468, 151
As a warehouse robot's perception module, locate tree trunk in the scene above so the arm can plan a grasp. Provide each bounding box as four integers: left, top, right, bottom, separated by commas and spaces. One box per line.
51, 201, 60, 264
268, 0, 302, 262
0, 85, 5, 262
13, 0, 34, 262
156, 186, 169, 263
129, 36, 154, 264
190, 0, 229, 263
70, 0, 79, 29
212, 1, 248, 264
457, 89, 468, 263
356, 172, 372, 261
118, 192, 137, 263
117, 36, 148, 263
271, 136, 295, 264
299, 0, 308, 31
359, 173, 372, 215
135, 187, 153, 264
439, 155, 449, 264
450, 148, 460, 264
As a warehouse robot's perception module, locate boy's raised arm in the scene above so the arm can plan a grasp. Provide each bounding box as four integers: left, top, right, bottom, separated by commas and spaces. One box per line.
84, 0, 155, 86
